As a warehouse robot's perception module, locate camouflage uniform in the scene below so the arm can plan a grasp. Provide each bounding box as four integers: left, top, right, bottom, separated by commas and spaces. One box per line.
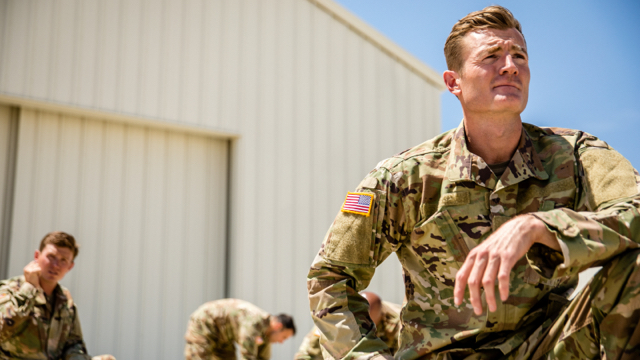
294, 327, 324, 360
307, 123, 640, 359
295, 302, 402, 360
0, 276, 91, 360
184, 299, 273, 360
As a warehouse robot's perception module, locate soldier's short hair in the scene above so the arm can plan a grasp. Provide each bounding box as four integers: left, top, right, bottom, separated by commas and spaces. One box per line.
275, 313, 296, 335
444, 5, 524, 73
39, 231, 79, 260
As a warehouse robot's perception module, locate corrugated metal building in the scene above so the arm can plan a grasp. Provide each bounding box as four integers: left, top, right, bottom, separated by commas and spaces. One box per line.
0, 0, 444, 358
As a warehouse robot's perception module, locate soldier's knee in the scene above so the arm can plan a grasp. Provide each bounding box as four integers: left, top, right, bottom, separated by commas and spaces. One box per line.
589, 249, 640, 311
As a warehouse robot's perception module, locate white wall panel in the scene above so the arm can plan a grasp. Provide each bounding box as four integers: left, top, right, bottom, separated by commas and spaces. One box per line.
290, 0, 317, 355
7, 109, 228, 360
0, 0, 443, 358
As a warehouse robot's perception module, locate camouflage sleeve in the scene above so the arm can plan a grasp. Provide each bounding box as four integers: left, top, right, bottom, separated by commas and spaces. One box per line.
377, 302, 401, 356
257, 343, 271, 360
307, 163, 410, 360
529, 134, 640, 279
62, 306, 91, 360
237, 320, 266, 360
0, 278, 43, 342
294, 327, 322, 360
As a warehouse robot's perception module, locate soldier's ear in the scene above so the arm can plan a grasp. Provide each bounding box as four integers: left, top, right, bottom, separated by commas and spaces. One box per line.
272, 321, 283, 331
444, 70, 462, 97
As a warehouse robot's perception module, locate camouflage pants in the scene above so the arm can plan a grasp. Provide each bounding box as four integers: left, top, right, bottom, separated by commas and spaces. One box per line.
531, 248, 640, 360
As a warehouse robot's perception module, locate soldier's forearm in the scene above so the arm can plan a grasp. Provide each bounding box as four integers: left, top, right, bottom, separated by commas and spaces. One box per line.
530, 196, 640, 278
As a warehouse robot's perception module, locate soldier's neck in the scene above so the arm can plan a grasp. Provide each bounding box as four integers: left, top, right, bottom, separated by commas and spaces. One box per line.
463, 116, 522, 165
40, 280, 57, 296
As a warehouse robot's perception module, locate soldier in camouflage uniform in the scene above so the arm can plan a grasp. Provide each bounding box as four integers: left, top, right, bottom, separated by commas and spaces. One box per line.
295, 292, 401, 360
307, 5, 640, 360
184, 298, 296, 360
0, 231, 115, 360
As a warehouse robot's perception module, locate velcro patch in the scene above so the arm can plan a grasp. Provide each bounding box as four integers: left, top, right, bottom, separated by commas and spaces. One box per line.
581, 149, 638, 209
341, 192, 374, 216
324, 211, 374, 264
438, 191, 470, 208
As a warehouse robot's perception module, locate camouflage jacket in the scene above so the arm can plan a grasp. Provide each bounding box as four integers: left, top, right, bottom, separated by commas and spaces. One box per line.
185, 299, 272, 360
307, 123, 640, 359
295, 302, 401, 360
0, 276, 90, 360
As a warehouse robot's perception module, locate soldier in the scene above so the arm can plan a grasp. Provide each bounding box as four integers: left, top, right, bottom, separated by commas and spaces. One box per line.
184, 298, 295, 360
294, 292, 401, 360
0, 231, 115, 360
307, 5, 640, 360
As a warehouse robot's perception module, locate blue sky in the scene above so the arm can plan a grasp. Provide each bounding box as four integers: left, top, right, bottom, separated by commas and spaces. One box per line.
334, 0, 640, 169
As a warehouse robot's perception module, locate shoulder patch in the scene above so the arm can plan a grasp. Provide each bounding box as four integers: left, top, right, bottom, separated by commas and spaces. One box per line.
341, 192, 374, 216
359, 177, 378, 189
256, 336, 264, 345
581, 149, 638, 209
324, 212, 374, 265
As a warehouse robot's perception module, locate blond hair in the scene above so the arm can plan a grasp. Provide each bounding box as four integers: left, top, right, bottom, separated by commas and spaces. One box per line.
444, 5, 524, 72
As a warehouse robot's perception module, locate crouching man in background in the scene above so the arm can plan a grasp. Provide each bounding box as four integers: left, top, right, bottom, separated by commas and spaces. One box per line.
0, 231, 115, 360
184, 298, 296, 360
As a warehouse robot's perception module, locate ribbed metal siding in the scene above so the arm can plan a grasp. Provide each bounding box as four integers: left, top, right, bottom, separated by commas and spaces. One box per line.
0, 105, 18, 279
0, 0, 442, 358
7, 109, 229, 360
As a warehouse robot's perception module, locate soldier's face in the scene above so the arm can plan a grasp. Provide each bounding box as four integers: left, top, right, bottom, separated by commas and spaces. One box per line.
269, 328, 294, 344
448, 28, 530, 118
35, 244, 75, 285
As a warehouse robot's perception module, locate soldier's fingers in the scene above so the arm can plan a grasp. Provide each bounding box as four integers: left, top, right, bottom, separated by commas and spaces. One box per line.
467, 255, 488, 315
454, 254, 475, 306
482, 256, 501, 312
24, 260, 39, 271
498, 255, 516, 301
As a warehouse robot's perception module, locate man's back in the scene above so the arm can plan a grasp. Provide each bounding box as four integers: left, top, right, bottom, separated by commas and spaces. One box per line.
184, 298, 272, 360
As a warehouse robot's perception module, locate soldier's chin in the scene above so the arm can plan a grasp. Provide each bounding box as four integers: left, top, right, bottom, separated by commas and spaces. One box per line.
42, 273, 60, 282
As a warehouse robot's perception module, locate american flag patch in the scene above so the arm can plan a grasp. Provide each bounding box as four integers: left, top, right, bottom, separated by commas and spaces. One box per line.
341, 192, 374, 216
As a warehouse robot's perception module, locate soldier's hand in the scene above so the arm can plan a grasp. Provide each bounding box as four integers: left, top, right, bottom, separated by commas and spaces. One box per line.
453, 214, 559, 315
360, 354, 393, 360
23, 260, 42, 289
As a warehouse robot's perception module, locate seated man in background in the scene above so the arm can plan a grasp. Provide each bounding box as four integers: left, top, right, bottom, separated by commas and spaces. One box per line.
184, 298, 295, 360
294, 292, 400, 360
0, 231, 115, 360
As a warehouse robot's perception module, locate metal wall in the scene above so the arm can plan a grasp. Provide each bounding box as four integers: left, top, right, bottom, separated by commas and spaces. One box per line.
6, 109, 229, 360
0, 105, 18, 279
0, 0, 443, 358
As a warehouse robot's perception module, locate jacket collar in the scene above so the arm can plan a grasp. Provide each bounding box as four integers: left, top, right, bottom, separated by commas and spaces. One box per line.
445, 121, 548, 190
